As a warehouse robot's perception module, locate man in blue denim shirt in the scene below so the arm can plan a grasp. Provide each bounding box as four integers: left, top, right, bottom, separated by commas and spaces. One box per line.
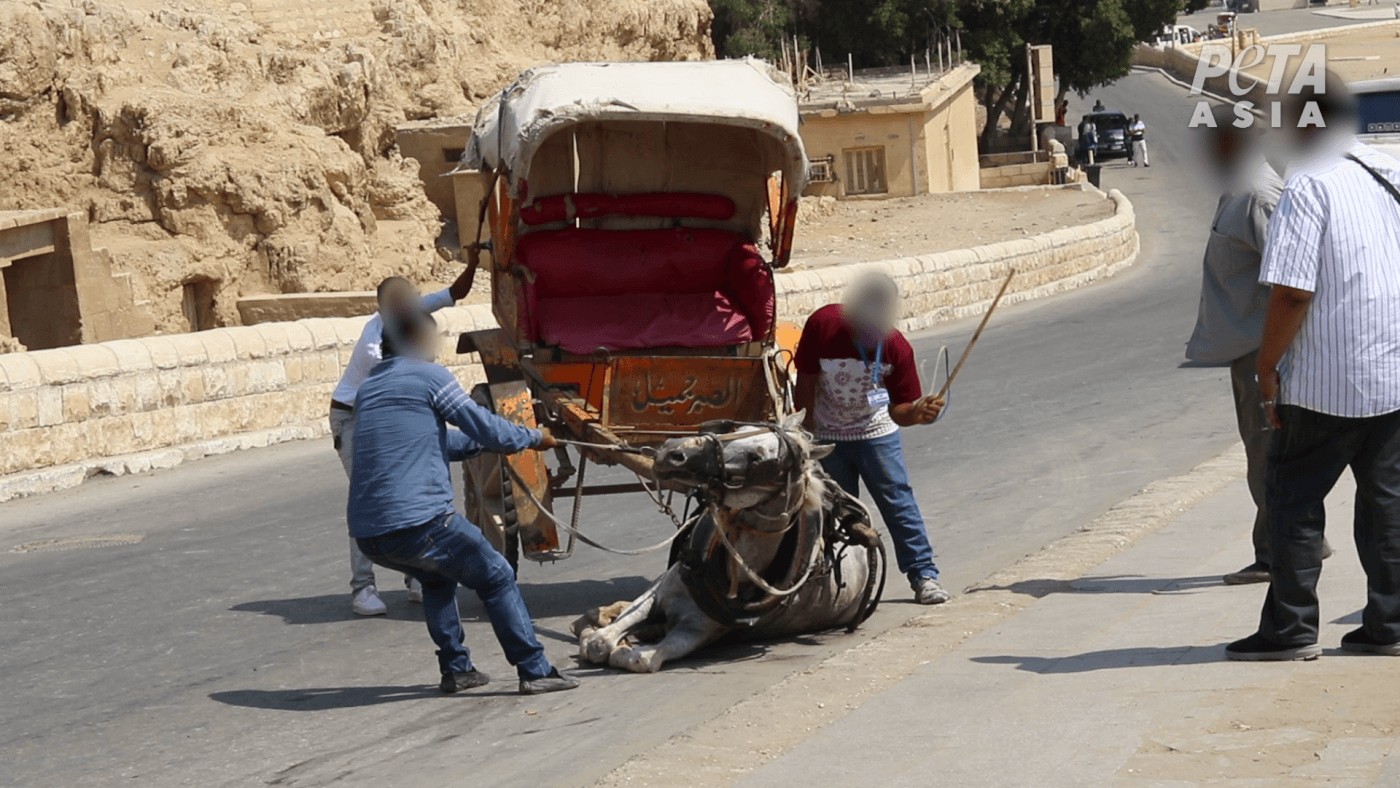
349, 311, 579, 695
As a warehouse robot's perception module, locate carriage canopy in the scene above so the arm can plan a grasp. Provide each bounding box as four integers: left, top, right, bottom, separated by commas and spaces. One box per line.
464, 59, 808, 193
462, 59, 808, 246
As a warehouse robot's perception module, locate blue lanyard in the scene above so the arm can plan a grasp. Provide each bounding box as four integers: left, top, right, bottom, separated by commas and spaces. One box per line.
855, 341, 883, 388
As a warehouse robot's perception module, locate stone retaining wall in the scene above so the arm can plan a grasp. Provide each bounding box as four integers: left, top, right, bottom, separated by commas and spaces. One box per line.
0, 308, 497, 501
0, 186, 1137, 501
777, 186, 1137, 333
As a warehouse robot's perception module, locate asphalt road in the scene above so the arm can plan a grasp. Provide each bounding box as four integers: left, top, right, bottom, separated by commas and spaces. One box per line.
1, 72, 1250, 788
1178, 5, 1359, 38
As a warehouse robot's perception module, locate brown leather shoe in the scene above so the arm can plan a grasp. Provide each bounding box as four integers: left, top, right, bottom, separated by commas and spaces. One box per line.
1223, 563, 1270, 585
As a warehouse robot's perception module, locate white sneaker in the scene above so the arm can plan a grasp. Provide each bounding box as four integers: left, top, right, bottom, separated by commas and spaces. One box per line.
352, 585, 387, 616
406, 577, 423, 604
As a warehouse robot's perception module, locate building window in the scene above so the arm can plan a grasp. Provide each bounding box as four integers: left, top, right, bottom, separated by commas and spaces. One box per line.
843, 146, 888, 195
809, 155, 836, 183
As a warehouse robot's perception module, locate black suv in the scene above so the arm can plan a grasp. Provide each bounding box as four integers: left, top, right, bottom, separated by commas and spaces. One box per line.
1085, 111, 1130, 158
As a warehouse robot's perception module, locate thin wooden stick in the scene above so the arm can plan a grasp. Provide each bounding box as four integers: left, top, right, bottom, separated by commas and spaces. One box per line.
932, 268, 1016, 401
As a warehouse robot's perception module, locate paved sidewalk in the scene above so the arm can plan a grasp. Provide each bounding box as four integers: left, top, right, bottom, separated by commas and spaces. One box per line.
1312, 6, 1396, 22
738, 476, 1400, 788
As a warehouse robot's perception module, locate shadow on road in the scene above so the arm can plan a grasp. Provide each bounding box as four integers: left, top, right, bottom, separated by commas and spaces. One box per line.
228, 576, 655, 626
966, 574, 1226, 599
970, 645, 1221, 673
1332, 609, 1363, 625
210, 685, 444, 711
517, 575, 656, 619
230, 594, 424, 624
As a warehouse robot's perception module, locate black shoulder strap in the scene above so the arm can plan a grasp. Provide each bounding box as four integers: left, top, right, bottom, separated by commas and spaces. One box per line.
1347, 153, 1400, 208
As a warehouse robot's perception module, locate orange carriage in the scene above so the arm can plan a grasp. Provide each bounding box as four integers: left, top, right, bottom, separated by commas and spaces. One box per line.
450, 60, 810, 569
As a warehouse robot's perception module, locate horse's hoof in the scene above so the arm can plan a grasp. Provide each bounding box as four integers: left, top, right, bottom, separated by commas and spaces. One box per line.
581, 634, 613, 664
610, 646, 660, 673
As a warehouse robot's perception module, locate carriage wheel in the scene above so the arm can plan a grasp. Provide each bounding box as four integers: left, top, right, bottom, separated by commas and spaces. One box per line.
462, 385, 521, 576
461, 454, 520, 577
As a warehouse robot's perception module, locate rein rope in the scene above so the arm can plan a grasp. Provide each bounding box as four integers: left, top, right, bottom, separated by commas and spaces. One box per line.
693, 424, 823, 599
496, 425, 780, 557
502, 461, 698, 556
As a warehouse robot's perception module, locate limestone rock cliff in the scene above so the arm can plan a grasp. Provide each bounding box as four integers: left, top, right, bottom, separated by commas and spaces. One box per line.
0, 0, 713, 333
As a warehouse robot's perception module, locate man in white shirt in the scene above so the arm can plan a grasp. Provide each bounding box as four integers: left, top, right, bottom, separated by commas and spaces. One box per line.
1227, 77, 1400, 661
1128, 114, 1149, 167
331, 270, 474, 615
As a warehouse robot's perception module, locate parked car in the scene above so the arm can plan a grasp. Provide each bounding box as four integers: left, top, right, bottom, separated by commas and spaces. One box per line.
1085, 111, 1131, 158
1153, 24, 1203, 46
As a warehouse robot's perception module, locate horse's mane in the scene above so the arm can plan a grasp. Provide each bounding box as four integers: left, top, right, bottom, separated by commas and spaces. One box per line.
786, 425, 829, 517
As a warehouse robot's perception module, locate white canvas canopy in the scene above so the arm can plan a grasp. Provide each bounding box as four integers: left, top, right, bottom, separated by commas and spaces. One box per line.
462, 59, 808, 196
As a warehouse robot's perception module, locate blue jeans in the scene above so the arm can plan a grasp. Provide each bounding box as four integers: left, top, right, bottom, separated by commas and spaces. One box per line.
820, 431, 939, 584
356, 512, 553, 679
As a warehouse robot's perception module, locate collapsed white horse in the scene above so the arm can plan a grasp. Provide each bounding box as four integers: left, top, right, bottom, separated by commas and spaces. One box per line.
574, 412, 886, 673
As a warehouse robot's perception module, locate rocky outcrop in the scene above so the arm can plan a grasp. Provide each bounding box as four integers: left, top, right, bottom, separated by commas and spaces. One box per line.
0, 0, 713, 335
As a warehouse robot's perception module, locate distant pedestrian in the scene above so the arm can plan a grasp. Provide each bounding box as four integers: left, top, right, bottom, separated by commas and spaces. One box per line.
329, 270, 474, 616
1227, 76, 1400, 661
1078, 116, 1098, 166
349, 308, 579, 695
1055, 99, 1068, 126
1128, 114, 1149, 167
1092, 99, 1105, 113
793, 272, 950, 605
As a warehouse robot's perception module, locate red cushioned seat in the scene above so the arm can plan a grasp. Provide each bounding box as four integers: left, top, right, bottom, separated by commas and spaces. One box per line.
519, 192, 736, 226
538, 292, 753, 354
514, 226, 774, 352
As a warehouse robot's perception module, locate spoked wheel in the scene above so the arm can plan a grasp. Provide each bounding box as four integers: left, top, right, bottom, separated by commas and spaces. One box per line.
462, 384, 521, 576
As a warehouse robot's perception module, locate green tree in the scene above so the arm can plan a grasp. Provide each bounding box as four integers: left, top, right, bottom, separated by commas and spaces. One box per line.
709, 0, 1210, 148
712, 0, 798, 60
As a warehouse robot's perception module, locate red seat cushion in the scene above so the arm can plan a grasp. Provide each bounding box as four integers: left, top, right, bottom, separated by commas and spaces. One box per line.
537, 292, 754, 354
612, 193, 735, 221
515, 227, 773, 351
725, 242, 774, 340
518, 228, 736, 299
519, 193, 736, 226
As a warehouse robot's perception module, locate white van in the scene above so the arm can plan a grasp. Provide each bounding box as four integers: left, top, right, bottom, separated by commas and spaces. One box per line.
1354, 78, 1400, 162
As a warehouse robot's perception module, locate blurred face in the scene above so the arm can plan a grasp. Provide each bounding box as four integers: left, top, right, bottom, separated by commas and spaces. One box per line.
378, 279, 418, 314
843, 276, 899, 346
396, 317, 441, 363
1198, 104, 1262, 191
1209, 126, 1247, 173
1275, 71, 1356, 166
412, 329, 441, 363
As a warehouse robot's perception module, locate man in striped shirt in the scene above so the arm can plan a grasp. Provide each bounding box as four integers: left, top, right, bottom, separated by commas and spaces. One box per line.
1227, 77, 1400, 661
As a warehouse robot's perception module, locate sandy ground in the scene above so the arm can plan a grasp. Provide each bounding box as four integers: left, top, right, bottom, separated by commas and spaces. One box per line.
789, 188, 1114, 268
1241, 22, 1400, 84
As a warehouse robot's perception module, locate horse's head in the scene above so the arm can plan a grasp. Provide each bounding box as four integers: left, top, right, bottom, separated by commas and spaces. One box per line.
652, 411, 832, 511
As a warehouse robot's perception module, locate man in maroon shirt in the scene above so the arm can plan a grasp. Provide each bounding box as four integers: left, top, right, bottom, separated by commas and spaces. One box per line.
793, 273, 949, 604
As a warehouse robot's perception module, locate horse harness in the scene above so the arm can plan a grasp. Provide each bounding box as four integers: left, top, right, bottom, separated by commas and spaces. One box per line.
676, 420, 886, 631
